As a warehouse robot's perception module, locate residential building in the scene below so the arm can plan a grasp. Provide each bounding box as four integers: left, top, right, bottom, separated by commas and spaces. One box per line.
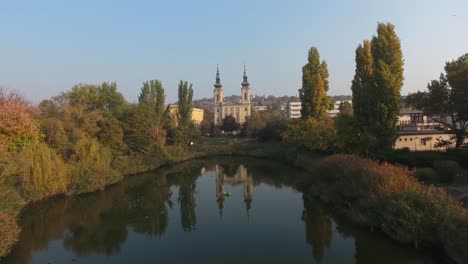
168, 105, 204, 125
253, 105, 268, 111
287, 102, 302, 119
327, 100, 352, 117
394, 108, 452, 151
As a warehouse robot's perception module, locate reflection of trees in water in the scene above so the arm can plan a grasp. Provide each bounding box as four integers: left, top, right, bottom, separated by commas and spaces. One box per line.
301, 194, 332, 263
130, 175, 172, 237
333, 215, 442, 264
1, 199, 71, 264
168, 166, 202, 233
5, 158, 437, 264
1, 171, 174, 264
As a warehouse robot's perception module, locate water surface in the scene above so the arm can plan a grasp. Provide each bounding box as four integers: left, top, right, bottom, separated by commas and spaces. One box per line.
2, 158, 446, 263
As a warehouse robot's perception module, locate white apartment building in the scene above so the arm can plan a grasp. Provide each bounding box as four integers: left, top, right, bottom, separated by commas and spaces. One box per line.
253, 105, 268, 111
287, 102, 302, 119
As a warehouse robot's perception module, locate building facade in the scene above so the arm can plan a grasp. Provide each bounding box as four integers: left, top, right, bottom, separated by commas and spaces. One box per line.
287, 102, 302, 119
168, 104, 204, 125
253, 105, 268, 112
394, 108, 453, 151
213, 66, 252, 126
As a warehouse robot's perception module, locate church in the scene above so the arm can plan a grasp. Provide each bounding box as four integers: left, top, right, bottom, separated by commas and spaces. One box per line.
213, 65, 252, 126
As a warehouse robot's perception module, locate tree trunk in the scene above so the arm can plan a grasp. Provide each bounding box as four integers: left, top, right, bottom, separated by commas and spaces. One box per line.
455, 131, 464, 149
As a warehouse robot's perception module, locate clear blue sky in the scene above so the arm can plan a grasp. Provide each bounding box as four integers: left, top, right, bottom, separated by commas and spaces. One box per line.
1, 0, 467, 103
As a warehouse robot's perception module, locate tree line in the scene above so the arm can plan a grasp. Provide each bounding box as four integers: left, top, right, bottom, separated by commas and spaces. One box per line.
282, 22, 468, 154
0, 79, 200, 256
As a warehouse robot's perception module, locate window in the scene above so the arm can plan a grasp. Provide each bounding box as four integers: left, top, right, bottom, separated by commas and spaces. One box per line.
245, 108, 248, 111
244, 93, 247, 100
216, 94, 220, 102
421, 138, 427, 146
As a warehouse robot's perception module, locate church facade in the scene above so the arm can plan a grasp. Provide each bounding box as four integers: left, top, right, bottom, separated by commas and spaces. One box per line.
213, 66, 252, 126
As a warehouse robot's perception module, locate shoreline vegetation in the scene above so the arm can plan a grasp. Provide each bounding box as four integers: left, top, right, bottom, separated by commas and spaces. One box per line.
2, 142, 468, 263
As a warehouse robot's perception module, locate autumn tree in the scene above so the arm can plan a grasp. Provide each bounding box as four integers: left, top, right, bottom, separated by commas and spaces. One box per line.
0, 89, 41, 152
406, 53, 468, 148
138, 80, 166, 127
351, 23, 404, 151
299, 47, 330, 120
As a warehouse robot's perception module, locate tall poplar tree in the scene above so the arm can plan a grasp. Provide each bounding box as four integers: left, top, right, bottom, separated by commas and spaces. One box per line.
371, 23, 404, 150
351, 23, 404, 151
138, 80, 166, 127
299, 47, 330, 120
351, 40, 373, 120
177, 80, 194, 127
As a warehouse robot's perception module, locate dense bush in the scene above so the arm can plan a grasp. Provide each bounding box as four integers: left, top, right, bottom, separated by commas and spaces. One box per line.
0, 187, 24, 217
6, 143, 70, 201
433, 160, 460, 183
299, 155, 465, 259
441, 216, 468, 264
68, 138, 121, 194
0, 212, 20, 258
282, 118, 335, 152
415, 168, 439, 182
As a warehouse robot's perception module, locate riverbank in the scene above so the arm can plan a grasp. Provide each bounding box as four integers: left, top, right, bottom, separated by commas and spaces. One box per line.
0, 144, 235, 258
230, 143, 468, 264
2, 142, 468, 263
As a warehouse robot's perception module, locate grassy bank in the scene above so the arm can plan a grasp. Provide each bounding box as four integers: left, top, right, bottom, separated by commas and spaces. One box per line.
316, 155, 464, 264
0, 143, 242, 259
2, 142, 468, 263
232, 144, 468, 264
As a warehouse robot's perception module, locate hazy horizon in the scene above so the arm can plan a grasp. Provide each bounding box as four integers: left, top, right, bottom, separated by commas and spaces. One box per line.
1, 0, 467, 104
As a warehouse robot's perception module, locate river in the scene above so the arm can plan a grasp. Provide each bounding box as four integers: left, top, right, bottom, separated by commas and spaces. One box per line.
1, 158, 447, 263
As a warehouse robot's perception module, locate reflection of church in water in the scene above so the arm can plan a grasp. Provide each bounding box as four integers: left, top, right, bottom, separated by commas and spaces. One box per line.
215, 164, 253, 218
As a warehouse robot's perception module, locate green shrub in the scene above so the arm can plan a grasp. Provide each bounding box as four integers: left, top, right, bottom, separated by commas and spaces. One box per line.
415, 168, 439, 182
441, 216, 468, 264
300, 155, 464, 249
68, 137, 121, 195
68, 160, 122, 194
282, 118, 335, 152
0, 212, 20, 258
6, 143, 70, 201
433, 160, 460, 183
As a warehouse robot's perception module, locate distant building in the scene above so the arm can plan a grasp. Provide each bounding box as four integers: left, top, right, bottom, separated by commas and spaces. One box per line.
168, 104, 204, 125
394, 108, 453, 151
327, 100, 352, 118
287, 102, 302, 119
213, 65, 252, 126
253, 105, 268, 111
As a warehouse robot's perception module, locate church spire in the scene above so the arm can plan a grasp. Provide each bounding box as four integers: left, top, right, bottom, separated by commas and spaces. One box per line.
242, 64, 250, 87
214, 65, 222, 89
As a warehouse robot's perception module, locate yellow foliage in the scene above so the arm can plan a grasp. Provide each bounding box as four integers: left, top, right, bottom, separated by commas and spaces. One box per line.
0, 212, 20, 257
12, 143, 70, 201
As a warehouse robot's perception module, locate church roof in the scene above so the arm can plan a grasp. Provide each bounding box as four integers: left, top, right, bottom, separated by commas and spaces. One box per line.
222, 100, 244, 106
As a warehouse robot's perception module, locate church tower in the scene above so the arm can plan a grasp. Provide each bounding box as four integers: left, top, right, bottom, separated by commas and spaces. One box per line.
213, 65, 224, 126
241, 65, 251, 104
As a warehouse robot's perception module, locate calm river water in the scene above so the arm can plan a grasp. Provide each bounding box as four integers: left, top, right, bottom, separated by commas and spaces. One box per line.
1, 158, 446, 263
